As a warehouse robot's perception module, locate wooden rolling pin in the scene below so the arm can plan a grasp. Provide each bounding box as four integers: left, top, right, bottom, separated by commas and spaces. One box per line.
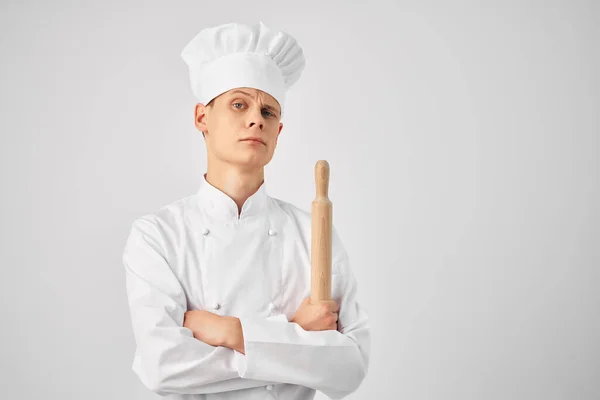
310, 160, 333, 303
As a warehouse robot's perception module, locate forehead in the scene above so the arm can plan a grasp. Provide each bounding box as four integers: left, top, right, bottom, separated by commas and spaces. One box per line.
225, 88, 279, 106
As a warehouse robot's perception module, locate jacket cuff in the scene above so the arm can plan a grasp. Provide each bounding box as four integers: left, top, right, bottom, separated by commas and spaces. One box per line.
234, 313, 288, 378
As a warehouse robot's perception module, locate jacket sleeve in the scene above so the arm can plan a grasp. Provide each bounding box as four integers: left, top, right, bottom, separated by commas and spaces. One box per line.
233, 237, 371, 400
122, 217, 279, 395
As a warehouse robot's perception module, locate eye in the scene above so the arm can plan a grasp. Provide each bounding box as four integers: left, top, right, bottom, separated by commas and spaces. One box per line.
262, 109, 275, 117
232, 102, 244, 109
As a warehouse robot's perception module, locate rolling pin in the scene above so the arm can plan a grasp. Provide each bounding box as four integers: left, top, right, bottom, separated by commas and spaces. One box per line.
310, 160, 333, 303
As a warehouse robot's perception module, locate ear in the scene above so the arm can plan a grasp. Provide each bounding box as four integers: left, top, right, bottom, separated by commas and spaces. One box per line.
194, 103, 209, 135
275, 122, 283, 145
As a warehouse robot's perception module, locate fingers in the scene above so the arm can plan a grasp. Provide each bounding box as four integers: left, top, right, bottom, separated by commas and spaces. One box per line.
307, 297, 339, 311
323, 300, 339, 313
330, 301, 340, 313
296, 296, 341, 332
327, 309, 338, 326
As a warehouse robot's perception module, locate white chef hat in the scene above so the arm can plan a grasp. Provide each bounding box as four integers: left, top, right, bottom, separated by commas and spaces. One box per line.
180, 21, 306, 118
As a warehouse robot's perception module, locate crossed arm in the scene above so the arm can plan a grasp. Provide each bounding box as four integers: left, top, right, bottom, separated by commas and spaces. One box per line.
123, 217, 370, 398
183, 292, 341, 355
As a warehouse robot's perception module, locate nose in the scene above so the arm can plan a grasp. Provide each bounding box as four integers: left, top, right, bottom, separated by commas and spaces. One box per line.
249, 121, 263, 130
247, 107, 265, 130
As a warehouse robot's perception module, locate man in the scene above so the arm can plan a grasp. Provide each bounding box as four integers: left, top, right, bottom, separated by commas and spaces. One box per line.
122, 21, 370, 400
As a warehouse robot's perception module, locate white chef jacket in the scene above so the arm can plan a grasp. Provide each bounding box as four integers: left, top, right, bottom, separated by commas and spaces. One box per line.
122, 174, 371, 399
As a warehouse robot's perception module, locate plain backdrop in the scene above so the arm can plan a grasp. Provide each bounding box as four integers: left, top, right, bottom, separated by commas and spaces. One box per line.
1, 1, 598, 399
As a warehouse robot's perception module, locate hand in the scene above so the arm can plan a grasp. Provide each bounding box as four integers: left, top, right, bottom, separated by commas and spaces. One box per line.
183, 310, 245, 354
291, 296, 339, 331
183, 310, 228, 347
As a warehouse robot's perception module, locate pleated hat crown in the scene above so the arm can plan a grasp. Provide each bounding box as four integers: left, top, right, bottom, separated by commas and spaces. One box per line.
181, 21, 306, 118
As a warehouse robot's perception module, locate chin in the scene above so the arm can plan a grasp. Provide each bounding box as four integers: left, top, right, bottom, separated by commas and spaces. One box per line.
230, 155, 270, 170
240, 147, 274, 162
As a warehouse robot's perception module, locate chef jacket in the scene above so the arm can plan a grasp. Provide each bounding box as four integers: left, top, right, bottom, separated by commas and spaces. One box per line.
122, 174, 371, 399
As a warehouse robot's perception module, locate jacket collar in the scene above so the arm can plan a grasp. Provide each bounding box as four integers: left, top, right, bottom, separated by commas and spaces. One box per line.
196, 173, 268, 221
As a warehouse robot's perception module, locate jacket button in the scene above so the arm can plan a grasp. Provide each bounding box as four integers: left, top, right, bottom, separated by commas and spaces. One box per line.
268, 229, 276, 236
212, 303, 221, 310
266, 385, 273, 391
202, 228, 210, 235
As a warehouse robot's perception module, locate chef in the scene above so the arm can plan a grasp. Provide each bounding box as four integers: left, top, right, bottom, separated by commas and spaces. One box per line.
122, 21, 370, 400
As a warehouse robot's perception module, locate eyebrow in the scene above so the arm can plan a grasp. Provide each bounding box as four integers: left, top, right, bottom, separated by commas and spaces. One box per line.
229, 89, 280, 115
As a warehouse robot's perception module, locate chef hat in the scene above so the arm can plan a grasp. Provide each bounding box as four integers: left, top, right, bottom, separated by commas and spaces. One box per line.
180, 21, 306, 118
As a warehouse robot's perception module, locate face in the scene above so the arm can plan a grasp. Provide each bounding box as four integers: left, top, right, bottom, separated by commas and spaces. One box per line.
194, 87, 283, 171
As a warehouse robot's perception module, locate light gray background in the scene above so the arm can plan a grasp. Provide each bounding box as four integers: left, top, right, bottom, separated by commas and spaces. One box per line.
1, 1, 598, 399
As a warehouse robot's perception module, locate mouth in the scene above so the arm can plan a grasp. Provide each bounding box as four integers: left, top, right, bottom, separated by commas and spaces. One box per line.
241, 138, 266, 145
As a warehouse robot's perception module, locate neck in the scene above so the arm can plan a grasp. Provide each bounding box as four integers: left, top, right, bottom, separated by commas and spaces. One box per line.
205, 163, 265, 216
